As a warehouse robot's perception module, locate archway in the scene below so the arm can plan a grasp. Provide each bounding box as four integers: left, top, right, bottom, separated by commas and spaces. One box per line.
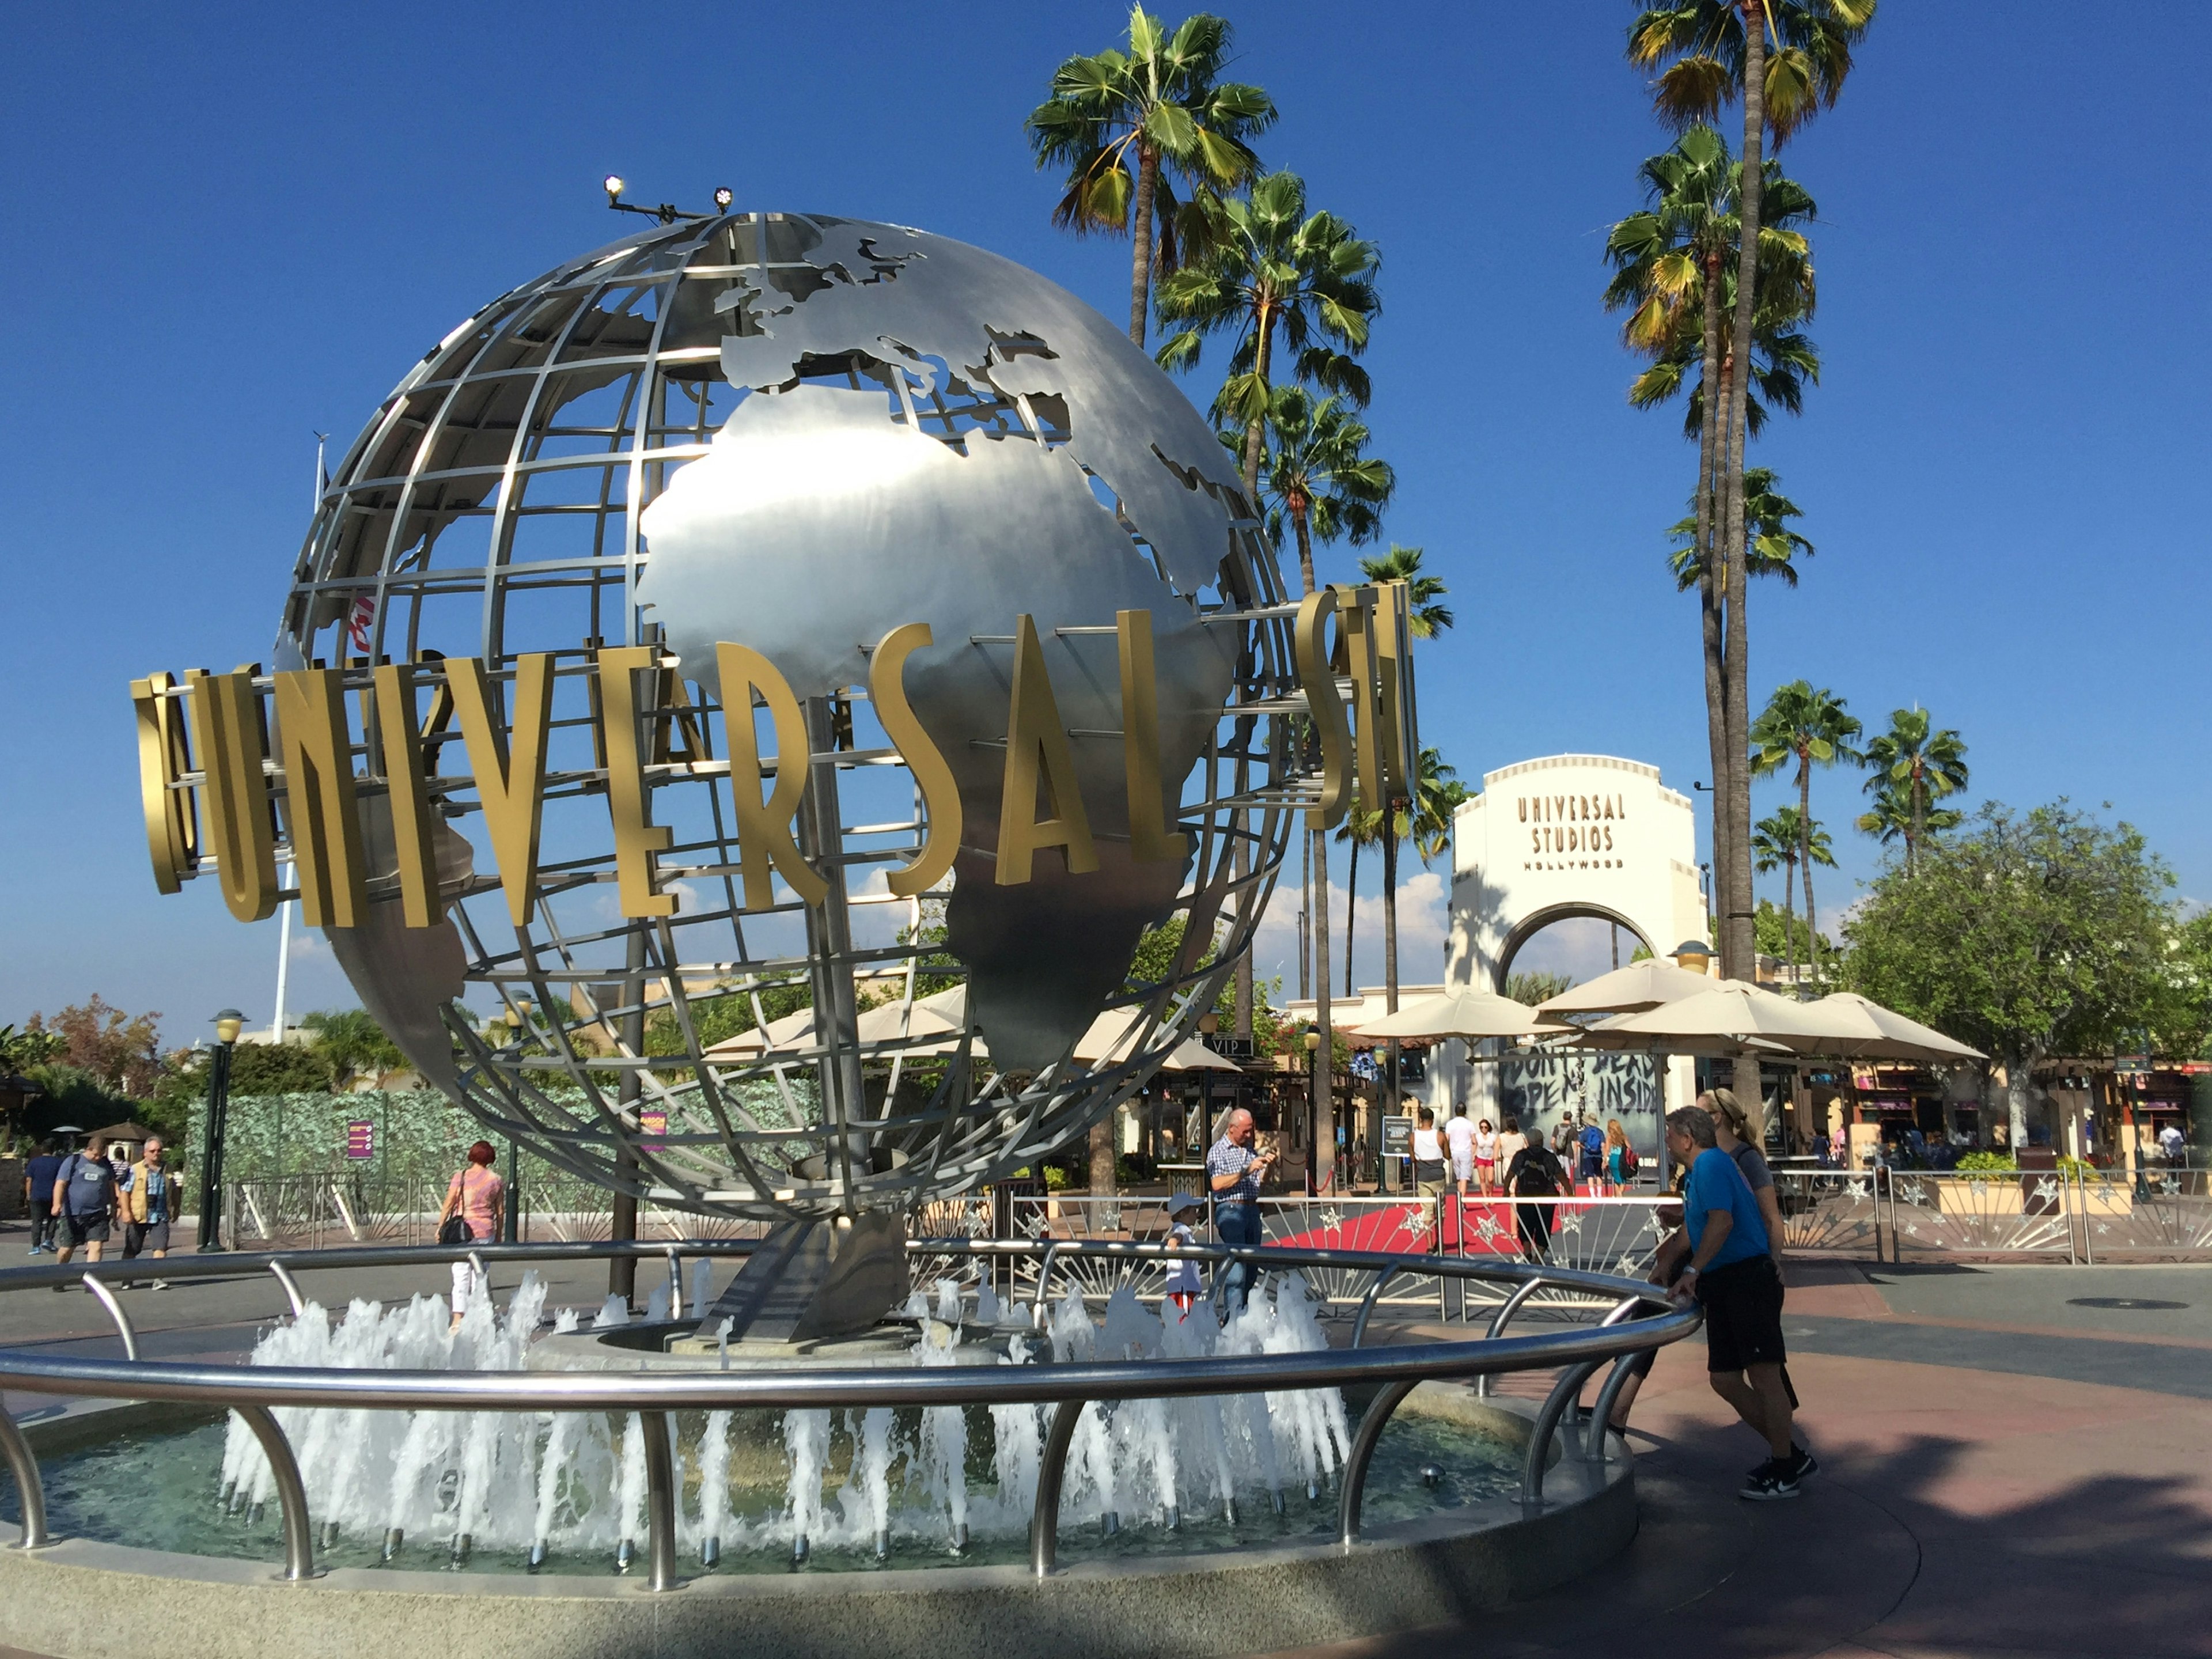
1427, 755, 1709, 1148
1493, 902, 1654, 995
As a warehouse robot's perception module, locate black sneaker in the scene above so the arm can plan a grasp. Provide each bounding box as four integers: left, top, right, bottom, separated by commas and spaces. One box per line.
1740, 1461, 1801, 1501
1784, 1445, 1818, 1480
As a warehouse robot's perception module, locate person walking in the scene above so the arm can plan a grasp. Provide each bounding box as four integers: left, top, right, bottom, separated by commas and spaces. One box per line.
1443, 1103, 1477, 1200
1577, 1118, 1606, 1191
51, 1135, 118, 1279
1707, 1089, 1787, 1275
1505, 1127, 1569, 1262
437, 1141, 505, 1329
1603, 1119, 1635, 1195
1472, 1118, 1499, 1197
24, 1138, 63, 1255
1163, 1191, 1205, 1316
1661, 1105, 1810, 1499
1205, 1108, 1274, 1319
119, 1137, 177, 1286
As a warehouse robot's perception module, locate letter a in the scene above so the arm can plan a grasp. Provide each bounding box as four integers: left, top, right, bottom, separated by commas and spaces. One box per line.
998, 615, 1098, 885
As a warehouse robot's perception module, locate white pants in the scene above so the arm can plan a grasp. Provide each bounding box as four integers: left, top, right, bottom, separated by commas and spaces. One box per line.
451, 1259, 487, 1318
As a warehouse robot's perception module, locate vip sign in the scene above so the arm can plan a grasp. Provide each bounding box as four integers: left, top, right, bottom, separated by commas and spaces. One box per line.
131, 585, 1416, 929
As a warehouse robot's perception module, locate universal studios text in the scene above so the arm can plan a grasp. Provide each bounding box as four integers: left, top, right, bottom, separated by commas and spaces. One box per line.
130, 582, 1418, 932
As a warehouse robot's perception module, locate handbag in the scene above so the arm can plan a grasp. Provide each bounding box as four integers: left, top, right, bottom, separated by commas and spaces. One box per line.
438, 1171, 474, 1247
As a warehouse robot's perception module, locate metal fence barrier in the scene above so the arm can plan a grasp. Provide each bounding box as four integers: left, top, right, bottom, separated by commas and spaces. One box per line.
0, 1236, 1696, 1585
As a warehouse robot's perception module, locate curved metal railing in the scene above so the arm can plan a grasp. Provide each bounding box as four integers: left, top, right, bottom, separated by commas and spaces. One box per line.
0, 1236, 1696, 1588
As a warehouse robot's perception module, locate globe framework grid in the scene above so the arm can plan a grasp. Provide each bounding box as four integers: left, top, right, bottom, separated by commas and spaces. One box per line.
279, 209, 1318, 1224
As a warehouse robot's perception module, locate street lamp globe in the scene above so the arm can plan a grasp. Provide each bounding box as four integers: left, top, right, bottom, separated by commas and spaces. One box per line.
212, 1009, 245, 1045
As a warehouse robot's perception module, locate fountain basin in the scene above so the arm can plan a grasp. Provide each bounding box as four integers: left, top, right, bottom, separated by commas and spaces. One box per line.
1, 1387, 1633, 1659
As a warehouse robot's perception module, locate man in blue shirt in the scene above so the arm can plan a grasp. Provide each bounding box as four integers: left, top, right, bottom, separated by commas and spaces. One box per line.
1664, 1104, 1808, 1500
24, 1140, 65, 1255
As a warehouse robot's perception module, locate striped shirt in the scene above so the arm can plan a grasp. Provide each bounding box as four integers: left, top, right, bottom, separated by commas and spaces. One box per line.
1206, 1136, 1262, 1206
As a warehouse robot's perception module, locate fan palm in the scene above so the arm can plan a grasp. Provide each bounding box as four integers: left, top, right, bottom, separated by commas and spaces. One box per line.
1751, 805, 1832, 989
1856, 782, 1962, 867
1627, 0, 1876, 1020
1154, 171, 1381, 498
1334, 796, 1385, 997
1605, 124, 1817, 993
1859, 707, 1969, 876
1748, 681, 1862, 988
1357, 544, 1455, 637
1666, 467, 1812, 589
1026, 8, 1274, 348
1255, 387, 1393, 596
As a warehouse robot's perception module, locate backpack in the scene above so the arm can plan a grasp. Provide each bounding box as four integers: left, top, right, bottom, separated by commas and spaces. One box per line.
1513, 1150, 1560, 1197
1622, 1143, 1640, 1180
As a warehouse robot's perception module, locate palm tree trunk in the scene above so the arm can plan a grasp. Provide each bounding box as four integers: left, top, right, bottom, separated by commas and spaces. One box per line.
1797, 764, 1818, 994
1910, 765, 1926, 877
1381, 816, 1402, 1119
1297, 830, 1310, 1001
1311, 825, 1335, 1192
1293, 505, 1317, 598
1723, 3, 1768, 1124
1240, 307, 1275, 501
1089, 1118, 1116, 1195
1127, 143, 1160, 348
1783, 853, 1798, 988
1696, 260, 1731, 927
1344, 832, 1359, 997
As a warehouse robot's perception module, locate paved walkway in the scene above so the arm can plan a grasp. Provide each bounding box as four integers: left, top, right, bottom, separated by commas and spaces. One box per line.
1277, 1259, 2212, 1659
5, 1235, 2209, 1659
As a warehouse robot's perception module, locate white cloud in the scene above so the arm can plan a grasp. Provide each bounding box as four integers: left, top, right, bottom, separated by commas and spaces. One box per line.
1253, 865, 1449, 995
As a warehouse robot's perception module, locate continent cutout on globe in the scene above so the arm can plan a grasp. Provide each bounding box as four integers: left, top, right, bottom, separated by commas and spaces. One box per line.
638, 217, 1248, 1070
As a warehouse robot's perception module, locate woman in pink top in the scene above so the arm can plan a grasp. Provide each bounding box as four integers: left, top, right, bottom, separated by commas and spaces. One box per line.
438, 1141, 505, 1327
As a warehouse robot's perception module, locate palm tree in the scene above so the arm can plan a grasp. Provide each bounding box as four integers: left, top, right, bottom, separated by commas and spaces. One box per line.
1748, 681, 1862, 988
1606, 124, 1818, 974
1666, 467, 1812, 590
1357, 544, 1455, 637
1334, 796, 1385, 996
1859, 707, 1969, 876
1154, 172, 1381, 499
1255, 387, 1393, 596
1751, 808, 1802, 984
1627, 0, 1876, 1018
1855, 782, 1962, 865
1025, 9, 1274, 349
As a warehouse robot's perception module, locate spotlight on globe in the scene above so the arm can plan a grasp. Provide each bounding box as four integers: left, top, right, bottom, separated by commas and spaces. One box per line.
254, 210, 1321, 1226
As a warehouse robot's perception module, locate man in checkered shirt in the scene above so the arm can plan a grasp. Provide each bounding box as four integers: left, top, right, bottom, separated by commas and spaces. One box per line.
1206, 1108, 1274, 1316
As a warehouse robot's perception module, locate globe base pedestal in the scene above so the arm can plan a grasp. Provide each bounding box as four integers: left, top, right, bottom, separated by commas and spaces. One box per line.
699, 1211, 911, 1344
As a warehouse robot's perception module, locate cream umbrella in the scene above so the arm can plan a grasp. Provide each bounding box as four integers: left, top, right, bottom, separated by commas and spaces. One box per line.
1352, 987, 1571, 1041
1535, 959, 1721, 1017
1796, 992, 1984, 1063
1598, 981, 1841, 1049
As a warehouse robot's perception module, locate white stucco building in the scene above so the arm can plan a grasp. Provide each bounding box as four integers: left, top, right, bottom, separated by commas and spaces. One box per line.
1427, 755, 1710, 1146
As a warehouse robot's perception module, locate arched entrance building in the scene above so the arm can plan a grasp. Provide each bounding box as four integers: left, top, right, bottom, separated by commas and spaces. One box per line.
1426, 755, 1709, 1153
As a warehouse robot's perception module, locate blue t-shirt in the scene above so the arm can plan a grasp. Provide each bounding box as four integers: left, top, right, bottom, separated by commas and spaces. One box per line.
1683, 1146, 1768, 1268
26, 1153, 65, 1202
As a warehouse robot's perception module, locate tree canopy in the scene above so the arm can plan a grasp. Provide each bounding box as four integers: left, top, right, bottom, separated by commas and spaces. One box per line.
1844, 802, 2204, 1137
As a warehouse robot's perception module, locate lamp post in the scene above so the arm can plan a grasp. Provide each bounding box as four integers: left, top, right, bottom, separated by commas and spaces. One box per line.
602, 176, 735, 225
198, 1009, 245, 1253
503, 1001, 530, 1243
1303, 1029, 1323, 1195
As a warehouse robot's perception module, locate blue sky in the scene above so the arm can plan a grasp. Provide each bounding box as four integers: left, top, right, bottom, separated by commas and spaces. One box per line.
3, 3, 2206, 1042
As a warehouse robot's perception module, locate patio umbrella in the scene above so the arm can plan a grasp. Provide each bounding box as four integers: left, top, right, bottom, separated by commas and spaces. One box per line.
1350, 987, 1571, 1041
1795, 992, 1984, 1063
1596, 981, 1839, 1049
1535, 959, 1722, 1017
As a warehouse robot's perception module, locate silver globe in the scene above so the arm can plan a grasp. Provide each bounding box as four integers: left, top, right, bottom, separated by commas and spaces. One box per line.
277, 210, 1308, 1221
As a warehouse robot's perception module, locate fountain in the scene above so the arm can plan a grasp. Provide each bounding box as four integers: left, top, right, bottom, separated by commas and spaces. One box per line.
0, 206, 1697, 1657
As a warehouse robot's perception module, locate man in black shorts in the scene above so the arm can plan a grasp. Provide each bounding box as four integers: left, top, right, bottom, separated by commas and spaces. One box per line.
1663, 1105, 1811, 1499
51, 1134, 118, 1277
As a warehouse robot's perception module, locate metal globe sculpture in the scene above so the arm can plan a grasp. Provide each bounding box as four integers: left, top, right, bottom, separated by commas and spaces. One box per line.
263, 210, 1315, 1222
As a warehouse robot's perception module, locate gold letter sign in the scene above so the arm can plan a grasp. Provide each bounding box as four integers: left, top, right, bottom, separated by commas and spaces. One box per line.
998, 614, 1099, 884
715, 642, 829, 911
185, 666, 279, 922
869, 623, 963, 898
446, 654, 555, 927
